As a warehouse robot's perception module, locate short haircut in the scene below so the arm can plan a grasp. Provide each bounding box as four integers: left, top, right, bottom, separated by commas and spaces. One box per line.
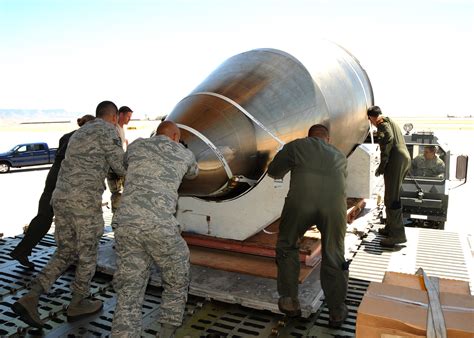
367, 106, 382, 117
118, 106, 133, 114
96, 101, 118, 118
156, 120, 180, 138
425, 145, 437, 152
308, 124, 329, 138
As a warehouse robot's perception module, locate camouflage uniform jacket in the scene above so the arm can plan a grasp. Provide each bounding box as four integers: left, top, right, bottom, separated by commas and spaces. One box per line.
411, 155, 445, 178
113, 135, 198, 228
52, 118, 126, 204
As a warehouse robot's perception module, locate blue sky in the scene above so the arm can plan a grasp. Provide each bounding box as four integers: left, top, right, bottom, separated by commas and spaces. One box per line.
1, 0, 473, 117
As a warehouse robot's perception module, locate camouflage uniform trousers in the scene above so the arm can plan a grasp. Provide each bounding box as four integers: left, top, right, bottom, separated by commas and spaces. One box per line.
107, 175, 124, 213
35, 199, 104, 297
111, 220, 190, 336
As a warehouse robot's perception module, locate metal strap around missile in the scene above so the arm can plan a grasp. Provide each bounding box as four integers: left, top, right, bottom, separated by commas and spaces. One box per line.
190, 91, 285, 149
342, 54, 371, 110
176, 123, 233, 180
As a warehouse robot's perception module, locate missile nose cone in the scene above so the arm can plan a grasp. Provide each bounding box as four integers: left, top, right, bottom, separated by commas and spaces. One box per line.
170, 43, 373, 200
176, 118, 261, 199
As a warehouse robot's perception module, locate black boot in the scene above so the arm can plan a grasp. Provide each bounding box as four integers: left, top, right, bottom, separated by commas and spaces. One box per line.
329, 303, 348, 328
381, 208, 406, 247
380, 236, 407, 247
9, 250, 35, 269
278, 297, 301, 317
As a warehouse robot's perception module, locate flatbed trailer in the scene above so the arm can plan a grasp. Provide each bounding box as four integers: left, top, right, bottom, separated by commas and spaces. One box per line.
0, 203, 472, 337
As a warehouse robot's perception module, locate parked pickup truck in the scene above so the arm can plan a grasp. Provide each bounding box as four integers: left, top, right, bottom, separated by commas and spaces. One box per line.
0, 142, 57, 173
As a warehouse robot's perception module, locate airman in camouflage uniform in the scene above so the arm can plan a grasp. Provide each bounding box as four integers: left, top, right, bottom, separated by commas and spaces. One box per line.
111, 121, 198, 338
411, 145, 445, 178
107, 105, 133, 213
11, 101, 125, 329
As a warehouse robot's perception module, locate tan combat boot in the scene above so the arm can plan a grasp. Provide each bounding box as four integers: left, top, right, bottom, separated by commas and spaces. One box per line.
11, 284, 44, 328
67, 294, 103, 321
159, 323, 178, 338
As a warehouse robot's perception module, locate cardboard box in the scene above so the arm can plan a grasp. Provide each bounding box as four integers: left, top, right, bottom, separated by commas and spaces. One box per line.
356, 282, 474, 338
383, 271, 471, 295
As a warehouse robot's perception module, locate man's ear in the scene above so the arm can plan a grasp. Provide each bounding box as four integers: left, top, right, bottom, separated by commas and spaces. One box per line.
173, 132, 180, 142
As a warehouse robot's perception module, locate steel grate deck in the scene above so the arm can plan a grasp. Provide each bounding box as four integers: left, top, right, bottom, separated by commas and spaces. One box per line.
0, 205, 472, 336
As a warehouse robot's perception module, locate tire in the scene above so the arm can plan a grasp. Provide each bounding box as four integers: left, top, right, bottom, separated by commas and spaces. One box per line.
0, 162, 11, 173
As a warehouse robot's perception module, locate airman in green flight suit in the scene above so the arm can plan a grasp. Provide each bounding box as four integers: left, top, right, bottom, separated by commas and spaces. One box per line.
268, 124, 349, 328
368, 106, 411, 247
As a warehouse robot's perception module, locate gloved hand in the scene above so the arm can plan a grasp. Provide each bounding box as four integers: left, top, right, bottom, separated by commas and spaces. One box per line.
375, 167, 384, 177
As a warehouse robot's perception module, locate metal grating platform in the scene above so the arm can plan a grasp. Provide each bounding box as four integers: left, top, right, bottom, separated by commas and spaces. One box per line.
0, 204, 472, 336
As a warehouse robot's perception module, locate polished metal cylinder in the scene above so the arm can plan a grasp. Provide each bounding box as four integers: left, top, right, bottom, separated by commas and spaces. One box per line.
168, 42, 373, 199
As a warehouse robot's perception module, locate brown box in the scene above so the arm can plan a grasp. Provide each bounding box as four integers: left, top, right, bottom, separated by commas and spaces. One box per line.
383, 271, 471, 295
356, 282, 474, 338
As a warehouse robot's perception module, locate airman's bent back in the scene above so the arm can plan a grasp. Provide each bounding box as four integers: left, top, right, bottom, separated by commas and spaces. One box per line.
111, 133, 198, 337
268, 128, 349, 327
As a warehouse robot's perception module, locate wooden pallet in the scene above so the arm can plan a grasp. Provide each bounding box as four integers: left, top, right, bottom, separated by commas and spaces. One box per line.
184, 219, 321, 281
184, 218, 321, 264
189, 245, 316, 282
184, 198, 364, 281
